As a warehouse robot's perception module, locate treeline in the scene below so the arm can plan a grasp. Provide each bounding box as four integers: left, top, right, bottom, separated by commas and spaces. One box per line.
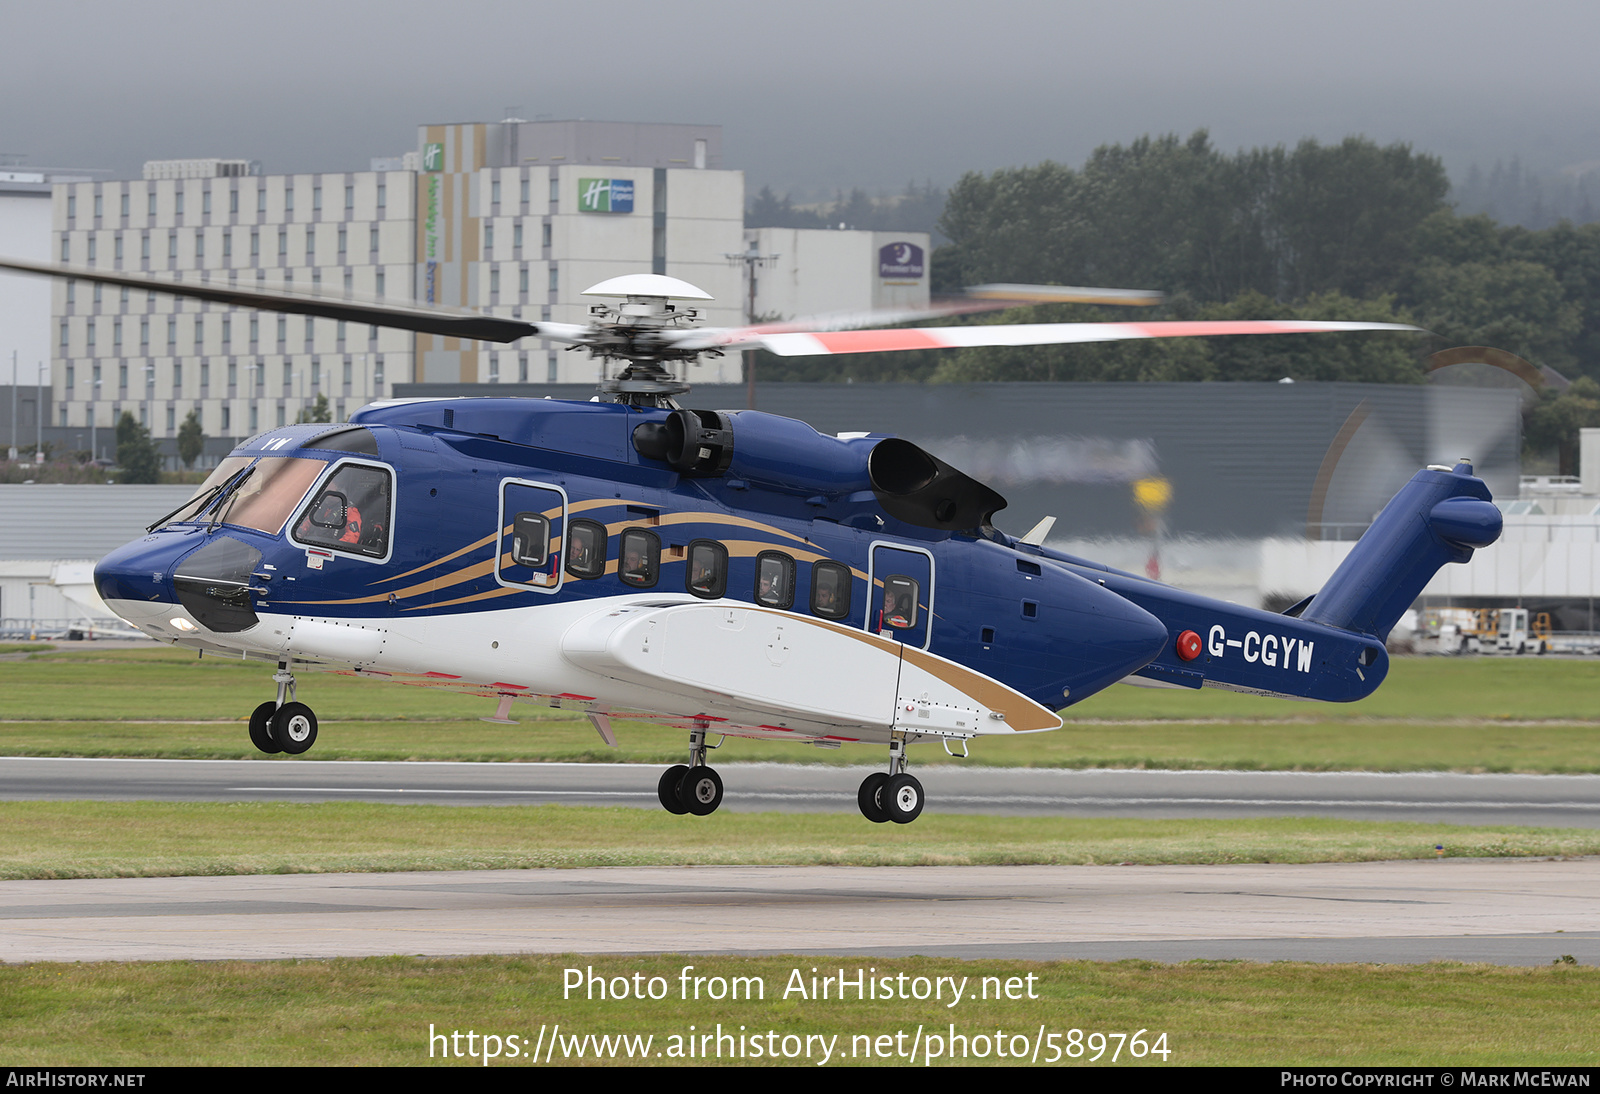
747, 182, 945, 237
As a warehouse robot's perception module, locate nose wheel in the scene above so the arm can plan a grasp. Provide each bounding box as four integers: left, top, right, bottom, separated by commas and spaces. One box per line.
247, 665, 318, 756
658, 725, 724, 815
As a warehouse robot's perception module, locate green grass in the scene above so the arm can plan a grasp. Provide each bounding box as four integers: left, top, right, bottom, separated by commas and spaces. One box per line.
1, 955, 1594, 1066
2, 801, 1596, 880
3, 646, 1599, 771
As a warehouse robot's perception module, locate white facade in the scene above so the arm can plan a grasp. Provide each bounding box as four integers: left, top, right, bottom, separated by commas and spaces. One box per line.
745, 227, 932, 321
412, 121, 745, 386
2, 175, 69, 411
53, 168, 416, 455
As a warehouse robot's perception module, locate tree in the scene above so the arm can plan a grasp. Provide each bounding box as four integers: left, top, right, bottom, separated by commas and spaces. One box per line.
1525, 377, 1600, 475
296, 394, 332, 424
114, 411, 161, 484
177, 410, 205, 469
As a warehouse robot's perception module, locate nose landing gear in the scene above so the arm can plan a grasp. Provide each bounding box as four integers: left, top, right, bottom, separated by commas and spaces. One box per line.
247, 664, 319, 756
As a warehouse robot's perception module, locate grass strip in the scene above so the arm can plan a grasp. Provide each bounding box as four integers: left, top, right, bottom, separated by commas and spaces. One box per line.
0, 954, 1595, 1066
1, 801, 1596, 879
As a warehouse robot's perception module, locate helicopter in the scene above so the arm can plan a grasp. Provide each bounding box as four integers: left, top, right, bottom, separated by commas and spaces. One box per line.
0, 256, 1504, 823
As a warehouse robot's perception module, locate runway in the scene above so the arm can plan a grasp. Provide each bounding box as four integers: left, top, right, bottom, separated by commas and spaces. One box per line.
3, 757, 1596, 966
5, 756, 1600, 827
1, 860, 1595, 965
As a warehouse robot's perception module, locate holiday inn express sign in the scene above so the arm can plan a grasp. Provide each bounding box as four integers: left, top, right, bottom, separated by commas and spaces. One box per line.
579, 178, 634, 213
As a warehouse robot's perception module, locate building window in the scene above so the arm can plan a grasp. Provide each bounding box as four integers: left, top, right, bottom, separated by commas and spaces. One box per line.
167, 318, 176, 347
227, 361, 237, 388
258, 189, 266, 214
203, 191, 212, 215
549, 176, 559, 203
489, 268, 500, 295
484, 224, 494, 252
230, 189, 239, 214
222, 405, 230, 431
250, 230, 259, 256
548, 265, 558, 293
140, 233, 149, 259
250, 317, 258, 344
120, 193, 129, 219
313, 186, 322, 211
521, 178, 529, 205
222, 318, 231, 346
376, 270, 385, 297
547, 352, 558, 382
377, 183, 386, 209
112, 319, 121, 347
67, 195, 76, 219
278, 229, 287, 256
491, 180, 501, 205
369, 226, 379, 252
285, 187, 294, 212
305, 227, 315, 257
175, 192, 183, 217
139, 318, 148, 347
311, 359, 321, 389
249, 404, 258, 432
59, 321, 68, 348
194, 317, 204, 349
514, 223, 523, 250
94, 194, 102, 218
166, 406, 175, 433
200, 362, 209, 389
337, 228, 346, 254
173, 362, 182, 392
60, 235, 68, 261
113, 236, 122, 261
519, 353, 527, 382
519, 266, 529, 295
344, 185, 353, 210
277, 317, 286, 344
87, 238, 96, 262
168, 233, 177, 259
542, 221, 551, 248
148, 192, 156, 216
222, 232, 231, 259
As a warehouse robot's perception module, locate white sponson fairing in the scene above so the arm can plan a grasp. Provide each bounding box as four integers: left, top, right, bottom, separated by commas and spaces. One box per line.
107, 593, 1061, 745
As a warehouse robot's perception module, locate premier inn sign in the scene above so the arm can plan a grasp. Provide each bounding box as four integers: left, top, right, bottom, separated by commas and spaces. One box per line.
579, 178, 634, 213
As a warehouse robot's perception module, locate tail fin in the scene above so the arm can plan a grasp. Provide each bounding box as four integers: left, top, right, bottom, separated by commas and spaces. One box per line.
1299, 460, 1501, 640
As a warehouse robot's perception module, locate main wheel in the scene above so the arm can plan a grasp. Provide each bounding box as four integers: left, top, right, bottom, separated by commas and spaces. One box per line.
682, 765, 723, 816
248, 701, 282, 755
857, 773, 890, 823
270, 702, 318, 755
658, 765, 690, 815
883, 773, 924, 824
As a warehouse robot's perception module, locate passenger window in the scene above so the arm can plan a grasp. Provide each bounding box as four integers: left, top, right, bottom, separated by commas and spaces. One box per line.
619, 528, 660, 588
294, 463, 392, 558
810, 561, 851, 621
754, 551, 795, 609
686, 540, 727, 599
511, 513, 549, 567
565, 519, 606, 579
882, 575, 919, 630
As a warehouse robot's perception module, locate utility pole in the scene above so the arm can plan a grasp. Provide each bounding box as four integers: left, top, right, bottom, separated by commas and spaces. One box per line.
8, 349, 16, 461
725, 239, 778, 410
35, 361, 44, 462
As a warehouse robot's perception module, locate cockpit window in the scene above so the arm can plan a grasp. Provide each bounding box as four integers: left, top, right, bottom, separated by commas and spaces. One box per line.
160, 456, 327, 534
293, 463, 393, 558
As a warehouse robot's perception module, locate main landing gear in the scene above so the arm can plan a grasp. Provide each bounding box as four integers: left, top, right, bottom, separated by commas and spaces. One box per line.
657, 724, 723, 815
858, 737, 923, 824
248, 664, 319, 756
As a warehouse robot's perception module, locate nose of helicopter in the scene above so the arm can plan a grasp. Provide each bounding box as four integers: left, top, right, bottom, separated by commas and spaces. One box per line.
94, 528, 264, 637
94, 530, 191, 608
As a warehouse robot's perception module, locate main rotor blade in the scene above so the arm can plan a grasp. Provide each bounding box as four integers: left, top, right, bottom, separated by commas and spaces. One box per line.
668, 282, 1166, 352
756, 319, 1425, 357
0, 256, 544, 344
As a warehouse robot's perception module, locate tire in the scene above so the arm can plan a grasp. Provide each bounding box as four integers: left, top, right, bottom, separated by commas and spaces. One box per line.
682, 765, 723, 816
270, 702, 318, 755
857, 773, 890, 823
658, 765, 690, 815
248, 701, 282, 754
883, 773, 924, 824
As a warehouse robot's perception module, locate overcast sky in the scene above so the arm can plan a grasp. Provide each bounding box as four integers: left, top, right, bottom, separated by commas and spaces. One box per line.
5, 0, 1600, 196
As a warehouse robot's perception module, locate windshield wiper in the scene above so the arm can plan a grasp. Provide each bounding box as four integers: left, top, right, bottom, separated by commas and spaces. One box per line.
206, 465, 257, 534
146, 474, 240, 533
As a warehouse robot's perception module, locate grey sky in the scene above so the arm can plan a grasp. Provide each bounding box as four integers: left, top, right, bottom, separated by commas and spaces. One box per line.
5, 0, 1600, 194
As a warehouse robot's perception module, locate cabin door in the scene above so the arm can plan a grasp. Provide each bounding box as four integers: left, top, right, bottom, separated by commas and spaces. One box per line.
495, 480, 568, 594
867, 542, 935, 650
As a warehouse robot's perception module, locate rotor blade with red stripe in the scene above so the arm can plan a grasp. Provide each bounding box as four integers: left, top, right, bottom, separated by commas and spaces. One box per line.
757, 319, 1424, 357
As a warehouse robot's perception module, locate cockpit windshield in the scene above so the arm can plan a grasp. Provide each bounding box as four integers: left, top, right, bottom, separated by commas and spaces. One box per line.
159, 456, 329, 535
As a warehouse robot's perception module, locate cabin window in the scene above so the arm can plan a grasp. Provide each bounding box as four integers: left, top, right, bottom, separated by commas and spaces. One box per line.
881, 575, 919, 630
810, 561, 852, 621
754, 552, 795, 609
565, 519, 606, 579
618, 528, 660, 588
293, 463, 393, 559
511, 512, 550, 567
686, 540, 727, 599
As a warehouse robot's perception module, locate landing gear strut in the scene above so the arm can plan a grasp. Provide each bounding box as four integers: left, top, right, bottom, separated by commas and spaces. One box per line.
859, 737, 923, 824
658, 724, 723, 815
247, 664, 318, 756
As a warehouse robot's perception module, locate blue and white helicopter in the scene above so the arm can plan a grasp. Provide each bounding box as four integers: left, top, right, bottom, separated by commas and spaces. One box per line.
2, 259, 1504, 823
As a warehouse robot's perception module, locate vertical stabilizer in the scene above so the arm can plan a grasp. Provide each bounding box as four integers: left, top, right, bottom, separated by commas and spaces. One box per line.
1299, 461, 1501, 640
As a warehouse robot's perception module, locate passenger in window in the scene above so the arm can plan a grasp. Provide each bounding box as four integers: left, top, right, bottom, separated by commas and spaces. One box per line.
757, 560, 786, 605
568, 526, 597, 574
689, 554, 716, 595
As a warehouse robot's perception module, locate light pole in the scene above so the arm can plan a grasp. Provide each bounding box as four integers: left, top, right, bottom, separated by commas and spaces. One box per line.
725, 239, 778, 409
35, 361, 45, 463
8, 349, 16, 461
89, 377, 102, 463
